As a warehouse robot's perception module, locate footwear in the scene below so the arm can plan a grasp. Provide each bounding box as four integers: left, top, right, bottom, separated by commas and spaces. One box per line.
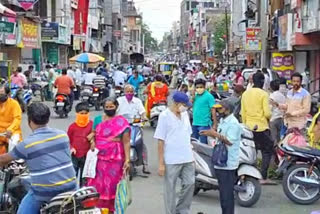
143, 166, 151, 174
260, 179, 277, 185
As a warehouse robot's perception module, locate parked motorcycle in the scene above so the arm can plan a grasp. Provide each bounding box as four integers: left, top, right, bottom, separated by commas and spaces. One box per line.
192, 125, 262, 207
54, 94, 71, 118
277, 143, 320, 205
0, 160, 100, 213
150, 101, 167, 128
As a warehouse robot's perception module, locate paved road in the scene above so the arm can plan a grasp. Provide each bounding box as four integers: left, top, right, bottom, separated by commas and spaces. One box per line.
21, 102, 319, 214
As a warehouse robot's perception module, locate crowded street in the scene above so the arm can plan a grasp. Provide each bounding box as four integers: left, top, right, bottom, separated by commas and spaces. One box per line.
18, 103, 320, 214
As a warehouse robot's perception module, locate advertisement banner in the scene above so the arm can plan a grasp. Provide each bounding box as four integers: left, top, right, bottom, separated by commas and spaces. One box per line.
278, 14, 293, 51
245, 28, 261, 51
0, 21, 14, 33
17, 18, 40, 48
272, 52, 294, 79
41, 22, 59, 41
58, 24, 69, 44
11, 0, 39, 11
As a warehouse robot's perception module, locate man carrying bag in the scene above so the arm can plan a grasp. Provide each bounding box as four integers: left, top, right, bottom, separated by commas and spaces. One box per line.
201, 100, 242, 214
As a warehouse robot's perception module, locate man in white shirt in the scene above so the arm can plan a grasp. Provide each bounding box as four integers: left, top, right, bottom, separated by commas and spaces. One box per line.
117, 84, 150, 173
113, 67, 127, 87
67, 66, 76, 81
154, 91, 194, 214
82, 68, 96, 85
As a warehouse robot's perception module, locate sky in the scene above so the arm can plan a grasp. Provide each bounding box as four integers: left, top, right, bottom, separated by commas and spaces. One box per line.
134, 0, 181, 41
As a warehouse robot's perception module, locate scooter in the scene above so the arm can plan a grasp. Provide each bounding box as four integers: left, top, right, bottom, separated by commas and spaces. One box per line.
150, 101, 167, 128
192, 125, 262, 207
80, 85, 94, 105
277, 143, 320, 205
54, 94, 71, 118
0, 160, 100, 213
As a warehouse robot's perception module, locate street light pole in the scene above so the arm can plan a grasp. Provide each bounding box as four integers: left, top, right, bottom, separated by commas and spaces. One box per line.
225, 6, 229, 65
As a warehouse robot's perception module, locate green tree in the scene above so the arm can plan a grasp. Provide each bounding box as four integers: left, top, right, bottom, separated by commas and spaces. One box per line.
211, 14, 230, 57
142, 23, 159, 53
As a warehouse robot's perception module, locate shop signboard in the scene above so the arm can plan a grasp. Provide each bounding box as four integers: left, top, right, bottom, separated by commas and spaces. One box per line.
17, 18, 40, 48
272, 52, 294, 79
46, 43, 59, 64
11, 0, 39, 11
245, 28, 261, 51
41, 22, 59, 42
58, 24, 70, 45
0, 21, 14, 33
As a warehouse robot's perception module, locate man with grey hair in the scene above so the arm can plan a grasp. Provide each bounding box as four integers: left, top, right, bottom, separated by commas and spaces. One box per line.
117, 84, 150, 174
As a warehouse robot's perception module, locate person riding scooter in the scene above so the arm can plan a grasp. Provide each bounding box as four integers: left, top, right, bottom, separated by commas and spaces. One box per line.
117, 84, 150, 174
54, 68, 75, 108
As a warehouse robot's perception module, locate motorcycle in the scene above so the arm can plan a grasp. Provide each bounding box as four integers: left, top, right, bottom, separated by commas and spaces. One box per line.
277, 143, 320, 205
92, 86, 104, 111
114, 85, 124, 98
0, 160, 101, 214
10, 84, 32, 112
80, 85, 94, 105
54, 94, 71, 118
150, 101, 167, 128
192, 125, 262, 207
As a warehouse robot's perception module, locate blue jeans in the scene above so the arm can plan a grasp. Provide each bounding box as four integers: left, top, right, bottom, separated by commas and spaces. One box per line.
192, 125, 211, 144
17, 190, 45, 214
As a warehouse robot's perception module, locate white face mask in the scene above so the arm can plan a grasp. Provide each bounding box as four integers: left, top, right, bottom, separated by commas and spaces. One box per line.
179, 105, 188, 113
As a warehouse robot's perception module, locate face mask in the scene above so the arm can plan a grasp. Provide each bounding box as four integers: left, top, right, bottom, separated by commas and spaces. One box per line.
196, 88, 205, 95
125, 93, 134, 101
75, 113, 90, 127
179, 105, 188, 113
0, 94, 8, 103
104, 109, 116, 117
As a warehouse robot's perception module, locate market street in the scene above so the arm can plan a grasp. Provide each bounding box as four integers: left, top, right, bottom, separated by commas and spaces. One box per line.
20, 102, 320, 214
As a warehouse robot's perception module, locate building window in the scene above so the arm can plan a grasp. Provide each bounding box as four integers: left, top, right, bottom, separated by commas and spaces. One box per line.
186, 1, 190, 11
191, 1, 199, 9
208, 2, 214, 8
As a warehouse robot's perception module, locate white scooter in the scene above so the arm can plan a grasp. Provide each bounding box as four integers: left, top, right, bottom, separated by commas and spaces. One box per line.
192, 125, 262, 207
150, 101, 167, 128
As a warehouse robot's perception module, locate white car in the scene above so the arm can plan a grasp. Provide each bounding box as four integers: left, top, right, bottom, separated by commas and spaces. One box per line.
242, 68, 280, 81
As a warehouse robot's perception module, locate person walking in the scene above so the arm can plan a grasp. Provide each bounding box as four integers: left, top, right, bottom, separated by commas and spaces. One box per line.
201, 99, 242, 214
87, 98, 130, 213
241, 72, 275, 185
192, 79, 217, 144
269, 80, 286, 145
154, 91, 195, 214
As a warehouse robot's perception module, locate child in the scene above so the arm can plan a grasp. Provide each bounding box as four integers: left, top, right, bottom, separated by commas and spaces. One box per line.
67, 102, 93, 187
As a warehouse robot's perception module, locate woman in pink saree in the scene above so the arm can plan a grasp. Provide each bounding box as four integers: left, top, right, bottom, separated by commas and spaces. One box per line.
87, 98, 130, 212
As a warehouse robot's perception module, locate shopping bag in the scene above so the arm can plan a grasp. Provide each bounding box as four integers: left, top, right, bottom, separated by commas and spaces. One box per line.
82, 149, 99, 178
282, 128, 308, 147
8, 134, 20, 152
211, 141, 228, 167
114, 174, 132, 214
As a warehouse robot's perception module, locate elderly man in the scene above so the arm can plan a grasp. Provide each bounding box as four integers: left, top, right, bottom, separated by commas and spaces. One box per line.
117, 84, 150, 174
0, 83, 22, 154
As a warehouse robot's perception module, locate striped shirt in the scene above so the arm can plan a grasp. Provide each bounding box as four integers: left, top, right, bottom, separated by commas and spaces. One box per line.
9, 127, 76, 201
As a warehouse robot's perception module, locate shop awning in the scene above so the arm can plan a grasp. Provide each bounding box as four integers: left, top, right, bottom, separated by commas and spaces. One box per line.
0, 3, 17, 17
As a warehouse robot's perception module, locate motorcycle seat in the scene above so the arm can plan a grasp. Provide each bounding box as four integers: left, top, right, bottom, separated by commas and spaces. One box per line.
289, 146, 320, 157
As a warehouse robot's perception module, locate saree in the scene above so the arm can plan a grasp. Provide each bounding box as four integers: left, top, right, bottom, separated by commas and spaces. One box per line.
86, 115, 130, 211
145, 82, 168, 118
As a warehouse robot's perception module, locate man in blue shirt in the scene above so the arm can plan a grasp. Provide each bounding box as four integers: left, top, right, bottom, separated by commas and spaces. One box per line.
128, 69, 144, 94
0, 102, 76, 214
201, 99, 242, 214
192, 78, 217, 144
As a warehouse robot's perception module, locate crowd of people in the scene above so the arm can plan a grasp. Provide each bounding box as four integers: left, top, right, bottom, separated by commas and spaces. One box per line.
0, 61, 317, 214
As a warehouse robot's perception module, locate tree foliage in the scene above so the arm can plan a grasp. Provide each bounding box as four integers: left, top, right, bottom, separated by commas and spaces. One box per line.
142, 23, 159, 53
211, 14, 230, 57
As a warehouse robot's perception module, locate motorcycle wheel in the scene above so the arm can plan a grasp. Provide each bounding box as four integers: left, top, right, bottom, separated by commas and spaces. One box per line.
236, 177, 261, 207
150, 118, 158, 128
95, 99, 101, 111
129, 163, 135, 181
193, 181, 201, 196
282, 164, 320, 205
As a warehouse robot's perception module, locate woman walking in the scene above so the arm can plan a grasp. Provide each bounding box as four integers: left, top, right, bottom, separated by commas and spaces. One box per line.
87, 97, 131, 213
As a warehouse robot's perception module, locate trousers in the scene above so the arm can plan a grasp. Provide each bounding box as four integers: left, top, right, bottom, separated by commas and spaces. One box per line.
17, 191, 44, 214
164, 162, 195, 214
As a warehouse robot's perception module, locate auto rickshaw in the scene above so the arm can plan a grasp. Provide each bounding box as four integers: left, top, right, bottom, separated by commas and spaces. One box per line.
157, 62, 176, 83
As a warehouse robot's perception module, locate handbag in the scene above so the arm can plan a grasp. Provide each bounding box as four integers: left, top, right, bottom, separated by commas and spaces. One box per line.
211, 141, 228, 167
114, 174, 132, 214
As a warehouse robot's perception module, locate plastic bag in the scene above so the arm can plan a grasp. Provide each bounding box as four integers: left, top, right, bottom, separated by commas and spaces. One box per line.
8, 134, 20, 152
282, 128, 308, 147
211, 141, 228, 167
114, 174, 132, 214
82, 149, 99, 178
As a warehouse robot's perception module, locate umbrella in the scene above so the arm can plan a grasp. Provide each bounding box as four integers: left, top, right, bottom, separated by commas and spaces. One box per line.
69, 53, 105, 63
0, 3, 17, 17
